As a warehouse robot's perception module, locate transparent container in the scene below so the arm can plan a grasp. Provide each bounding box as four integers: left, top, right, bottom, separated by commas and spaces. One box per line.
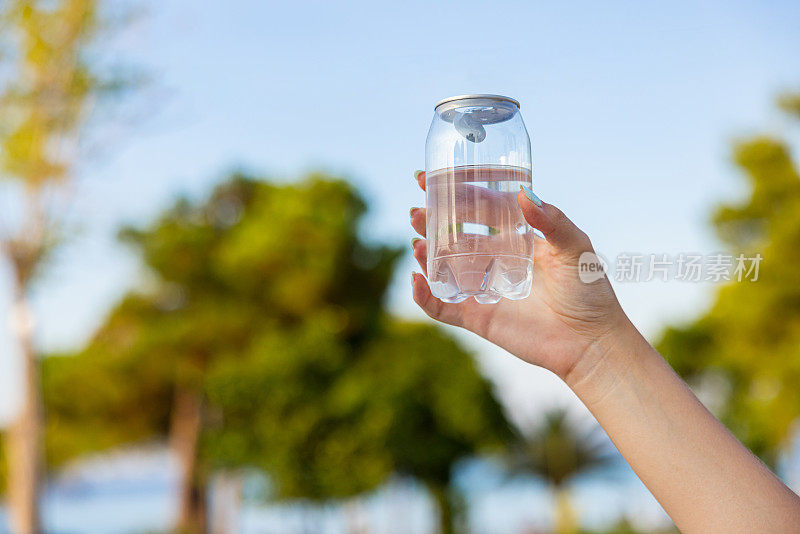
425, 94, 533, 304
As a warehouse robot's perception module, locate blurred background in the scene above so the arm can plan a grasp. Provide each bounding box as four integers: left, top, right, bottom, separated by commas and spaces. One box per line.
1, 0, 799, 533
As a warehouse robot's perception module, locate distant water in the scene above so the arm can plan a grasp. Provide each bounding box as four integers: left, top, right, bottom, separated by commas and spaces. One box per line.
0, 446, 687, 533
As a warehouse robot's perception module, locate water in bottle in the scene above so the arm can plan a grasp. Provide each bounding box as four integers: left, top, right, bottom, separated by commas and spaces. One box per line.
425, 95, 534, 303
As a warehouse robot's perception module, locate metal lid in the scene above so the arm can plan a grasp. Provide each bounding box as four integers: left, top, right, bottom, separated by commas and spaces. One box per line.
435, 95, 520, 134
434, 94, 520, 110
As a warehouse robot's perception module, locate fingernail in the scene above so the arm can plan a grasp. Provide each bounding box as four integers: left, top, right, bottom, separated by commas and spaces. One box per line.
411, 237, 421, 248
520, 184, 542, 207
410, 207, 420, 217
414, 170, 424, 181
411, 271, 418, 284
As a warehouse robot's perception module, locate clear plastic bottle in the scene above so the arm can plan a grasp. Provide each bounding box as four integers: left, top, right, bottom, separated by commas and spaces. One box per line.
425, 95, 533, 304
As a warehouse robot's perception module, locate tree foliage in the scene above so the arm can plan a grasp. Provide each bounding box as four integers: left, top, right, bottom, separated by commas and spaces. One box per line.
1, 0, 100, 187
657, 93, 800, 466
0, 439, 5, 494
510, 408, 615, 534
42, 173, 512, 531
511, 409, 613, 489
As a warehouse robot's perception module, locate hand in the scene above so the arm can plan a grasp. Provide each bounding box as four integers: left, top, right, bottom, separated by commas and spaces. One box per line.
412, 171, 800, 532
410, 170, 629, 382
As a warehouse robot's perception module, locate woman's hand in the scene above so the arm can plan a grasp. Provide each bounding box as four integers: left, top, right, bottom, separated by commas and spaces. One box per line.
411, 170, 800, 532
410, 170, 629, 382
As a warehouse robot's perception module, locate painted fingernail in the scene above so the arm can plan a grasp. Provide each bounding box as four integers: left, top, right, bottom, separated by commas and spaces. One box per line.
414, 170, 424, 181
410, 207, 420, 217
520, 184, 542, 207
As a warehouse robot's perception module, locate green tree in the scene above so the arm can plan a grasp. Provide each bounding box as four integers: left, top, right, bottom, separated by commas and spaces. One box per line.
43, 173, 512, 533
657, 93, 800, 467
355, 322, 512, 534
206, 319, 511, 534
0, 440, 6, 495
511, 409, 615, 534
0, 1, 123, 531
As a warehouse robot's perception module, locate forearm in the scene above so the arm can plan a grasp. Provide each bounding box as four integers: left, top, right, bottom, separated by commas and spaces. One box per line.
565, 320, 800, 533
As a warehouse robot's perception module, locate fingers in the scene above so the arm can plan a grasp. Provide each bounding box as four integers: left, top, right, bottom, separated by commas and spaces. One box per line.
411, 238, 427, 275
411, 183, 521, 240
410, 207, 426, 236
411, 170, 426, 236
517, 187, 591, 258
414, 170, 426, 191
411, 272, 464, 327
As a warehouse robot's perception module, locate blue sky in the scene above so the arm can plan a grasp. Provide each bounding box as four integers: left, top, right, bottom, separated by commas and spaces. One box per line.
1, 0, 799, 432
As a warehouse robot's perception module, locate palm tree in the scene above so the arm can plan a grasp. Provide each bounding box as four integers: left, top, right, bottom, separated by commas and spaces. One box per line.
511, 408, 616, 534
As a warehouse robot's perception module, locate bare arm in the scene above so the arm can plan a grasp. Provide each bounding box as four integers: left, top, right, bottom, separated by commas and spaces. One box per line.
408, 170, 800, 533
567, 321, 800, 533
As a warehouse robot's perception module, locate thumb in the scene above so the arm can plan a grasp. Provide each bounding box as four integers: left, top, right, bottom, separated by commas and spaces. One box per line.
518, 185, 591, 257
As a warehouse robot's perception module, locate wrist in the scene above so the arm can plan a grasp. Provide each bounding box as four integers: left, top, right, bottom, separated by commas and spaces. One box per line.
562, 316, 650, 404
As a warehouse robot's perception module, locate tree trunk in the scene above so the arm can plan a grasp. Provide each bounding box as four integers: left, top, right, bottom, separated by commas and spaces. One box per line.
554, 487, 578, 534
4, 286, 43, 534
430, 484, 458, 534
170, 387, 207, 534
